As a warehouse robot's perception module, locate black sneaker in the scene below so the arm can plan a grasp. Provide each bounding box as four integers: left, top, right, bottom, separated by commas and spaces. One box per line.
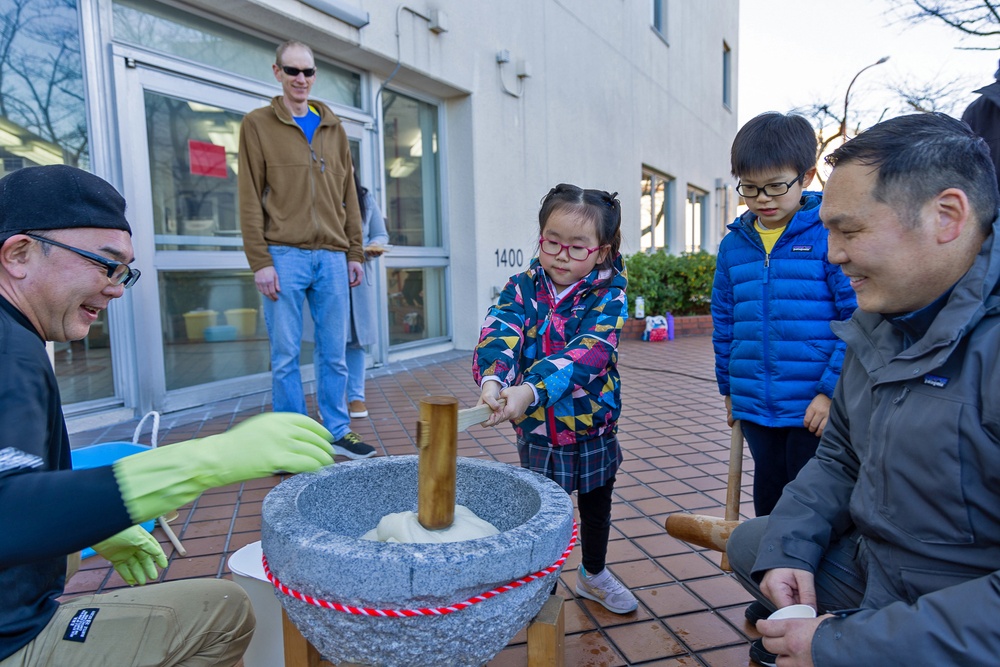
332, 432, 376, 459
745, 600, 773, 625
749, 638, 777, 667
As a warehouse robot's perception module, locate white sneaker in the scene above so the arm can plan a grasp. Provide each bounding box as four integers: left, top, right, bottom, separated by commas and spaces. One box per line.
575, 567, 638, 614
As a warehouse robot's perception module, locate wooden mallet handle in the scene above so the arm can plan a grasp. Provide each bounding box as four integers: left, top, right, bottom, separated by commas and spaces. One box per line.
664, 514, 740, 553
417, 396, 459, 530
719, 420, 744, 570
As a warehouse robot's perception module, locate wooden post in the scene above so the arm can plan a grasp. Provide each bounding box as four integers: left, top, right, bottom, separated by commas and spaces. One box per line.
720, 420, 744, 571
417, 396, 459, 530
282, 609, 325, 667
527, 595, 565, 667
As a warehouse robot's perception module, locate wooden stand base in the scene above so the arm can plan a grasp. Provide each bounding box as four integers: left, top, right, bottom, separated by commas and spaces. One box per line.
527, 595, 565, 667
282, 596, 565, 667
282, 609, 335, 667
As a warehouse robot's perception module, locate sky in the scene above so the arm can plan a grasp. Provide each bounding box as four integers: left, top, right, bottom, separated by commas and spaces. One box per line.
738, 0, 1000, 130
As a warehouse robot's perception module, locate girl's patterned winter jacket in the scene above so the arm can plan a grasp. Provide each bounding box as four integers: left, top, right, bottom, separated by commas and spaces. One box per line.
473, 255, 627, 446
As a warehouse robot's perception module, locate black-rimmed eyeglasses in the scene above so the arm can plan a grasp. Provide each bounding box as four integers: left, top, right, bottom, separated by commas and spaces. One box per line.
735, 174, 804, 199
26, 233, 141, 288
281, 66, 316, 78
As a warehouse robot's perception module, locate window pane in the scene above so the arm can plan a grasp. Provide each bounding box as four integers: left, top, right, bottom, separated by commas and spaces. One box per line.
640, 174, 653, 251
654, 178, 666, 249
723, 42, 732, 108
686, 188, 707, 253
0, 0, 88, 171
0, 0, 119, 403
652, 0, 665, 33
159, 270, 276, 390
640, 171, 669, 252
386, 267, 446, 345
113, 0, 362, 108
144, 92, 244, 251
382, 91, 441, 247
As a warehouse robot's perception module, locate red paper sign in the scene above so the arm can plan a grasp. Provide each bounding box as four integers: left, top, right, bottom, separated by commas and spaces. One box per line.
188, 140, 227, 178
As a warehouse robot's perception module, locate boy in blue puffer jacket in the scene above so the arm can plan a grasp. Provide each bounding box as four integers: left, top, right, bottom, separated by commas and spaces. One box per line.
712, 112, 857, 521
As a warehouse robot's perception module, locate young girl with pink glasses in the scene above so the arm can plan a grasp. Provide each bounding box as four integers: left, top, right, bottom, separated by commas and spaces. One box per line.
473, 183, 635, 614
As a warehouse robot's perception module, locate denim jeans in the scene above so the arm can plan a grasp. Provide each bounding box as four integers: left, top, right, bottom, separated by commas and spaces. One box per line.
262, 246, 350, 439
346, 343, 366, 402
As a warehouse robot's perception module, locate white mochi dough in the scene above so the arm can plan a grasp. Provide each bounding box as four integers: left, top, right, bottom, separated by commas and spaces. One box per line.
361, 504, 499, 543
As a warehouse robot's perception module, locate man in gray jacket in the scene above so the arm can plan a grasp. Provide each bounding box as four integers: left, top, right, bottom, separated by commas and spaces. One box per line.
727, 112, 1000, 667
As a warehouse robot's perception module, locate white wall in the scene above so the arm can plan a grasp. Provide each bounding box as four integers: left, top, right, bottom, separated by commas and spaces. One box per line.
190, 0, 739, 350
425, 1, 740, 348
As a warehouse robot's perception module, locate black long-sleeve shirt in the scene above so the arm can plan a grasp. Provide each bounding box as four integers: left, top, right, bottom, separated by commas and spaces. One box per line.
0, 296, 130, 659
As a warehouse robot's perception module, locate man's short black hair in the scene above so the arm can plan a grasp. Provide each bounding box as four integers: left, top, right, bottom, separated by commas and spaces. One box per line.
827, 112, 1000, 234
731, 112, 817, 179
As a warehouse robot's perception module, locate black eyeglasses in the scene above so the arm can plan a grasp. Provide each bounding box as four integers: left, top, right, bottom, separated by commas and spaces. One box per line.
736, 174, 804, 199
26, 233, 141, 288
280, 65, 316, 78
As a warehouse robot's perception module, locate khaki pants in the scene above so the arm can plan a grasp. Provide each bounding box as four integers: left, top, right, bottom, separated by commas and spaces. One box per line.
1, 579, 254, 667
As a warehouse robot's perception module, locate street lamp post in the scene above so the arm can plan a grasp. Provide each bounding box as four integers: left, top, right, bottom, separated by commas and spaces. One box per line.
841, 56, 890, 141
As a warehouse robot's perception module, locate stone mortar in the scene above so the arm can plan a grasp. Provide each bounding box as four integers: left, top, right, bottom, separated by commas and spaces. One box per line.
261, 455, 575, 667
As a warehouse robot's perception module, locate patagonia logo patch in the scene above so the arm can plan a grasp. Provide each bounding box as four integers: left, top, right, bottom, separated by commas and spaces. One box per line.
791, 245, 813, 252
63, 608, 99, 642
923, 374, 949, 388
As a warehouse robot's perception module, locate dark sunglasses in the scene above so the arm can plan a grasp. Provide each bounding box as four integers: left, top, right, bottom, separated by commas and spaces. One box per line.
26, 233, 141, 288
280, 65, 316, 78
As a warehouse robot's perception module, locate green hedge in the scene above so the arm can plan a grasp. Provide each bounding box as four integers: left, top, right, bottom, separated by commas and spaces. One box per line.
624, 249, 715, 317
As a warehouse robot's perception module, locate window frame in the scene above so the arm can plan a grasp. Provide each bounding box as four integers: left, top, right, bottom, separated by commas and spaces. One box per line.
640, 168, 674, 253
651, 0, 668, 44
722, 41, 732, 110
685, 185, 709, 253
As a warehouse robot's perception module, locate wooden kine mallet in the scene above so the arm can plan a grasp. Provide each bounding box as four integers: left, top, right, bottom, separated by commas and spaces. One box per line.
664, 420, 744, 571
415, 398, 496, 530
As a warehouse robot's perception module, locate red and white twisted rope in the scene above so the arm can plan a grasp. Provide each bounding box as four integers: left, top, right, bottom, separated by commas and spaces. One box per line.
262, 520, 577, 617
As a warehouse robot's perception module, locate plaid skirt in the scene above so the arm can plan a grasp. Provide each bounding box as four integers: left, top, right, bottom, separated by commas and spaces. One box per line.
516, 432, 622, 494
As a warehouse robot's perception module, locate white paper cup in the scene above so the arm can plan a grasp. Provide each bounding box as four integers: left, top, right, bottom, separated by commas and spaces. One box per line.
767, 604, 817, 620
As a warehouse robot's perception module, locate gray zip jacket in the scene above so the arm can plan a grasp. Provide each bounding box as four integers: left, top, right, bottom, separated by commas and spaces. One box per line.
752, 215, 1000, 665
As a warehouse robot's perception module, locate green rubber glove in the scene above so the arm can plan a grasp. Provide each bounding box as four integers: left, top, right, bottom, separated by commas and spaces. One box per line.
92, 525, 168, 586
114, 412, 334, 525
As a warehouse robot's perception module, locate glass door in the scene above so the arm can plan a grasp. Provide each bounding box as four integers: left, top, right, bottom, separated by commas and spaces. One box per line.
114, 53, 371, 413
116, 62, 267, 413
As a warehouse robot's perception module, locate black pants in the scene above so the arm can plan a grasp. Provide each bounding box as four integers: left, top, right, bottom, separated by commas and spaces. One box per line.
578, 476, 616, 575
741, 422, 820, 516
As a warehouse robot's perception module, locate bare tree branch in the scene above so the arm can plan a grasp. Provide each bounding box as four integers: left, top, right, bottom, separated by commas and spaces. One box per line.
889, 0, 1000, 48
890, 77, 970, 114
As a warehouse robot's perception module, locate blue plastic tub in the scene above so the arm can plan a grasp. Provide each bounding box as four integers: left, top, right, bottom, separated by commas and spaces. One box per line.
71, 442, 156, 558
204, 325, 238, 342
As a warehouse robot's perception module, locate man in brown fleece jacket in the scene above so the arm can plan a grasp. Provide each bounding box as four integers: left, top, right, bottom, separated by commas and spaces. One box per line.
238, 40, 374, 459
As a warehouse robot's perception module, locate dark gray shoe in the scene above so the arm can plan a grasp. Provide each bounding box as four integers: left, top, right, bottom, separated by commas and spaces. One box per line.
331, 431, 375, 459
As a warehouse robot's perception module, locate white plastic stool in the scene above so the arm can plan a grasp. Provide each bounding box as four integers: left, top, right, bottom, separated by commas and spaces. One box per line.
229, 541, 284, 667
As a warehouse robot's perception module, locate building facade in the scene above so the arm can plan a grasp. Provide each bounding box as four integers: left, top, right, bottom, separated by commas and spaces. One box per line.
0, 0, 739, 428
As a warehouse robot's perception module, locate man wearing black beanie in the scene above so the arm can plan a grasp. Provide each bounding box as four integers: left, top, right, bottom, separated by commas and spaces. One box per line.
0, 165, 335, 666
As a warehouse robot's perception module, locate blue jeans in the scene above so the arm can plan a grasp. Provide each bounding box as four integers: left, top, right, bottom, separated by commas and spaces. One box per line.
346, 343, 366, 402
262, 246, 350, 439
